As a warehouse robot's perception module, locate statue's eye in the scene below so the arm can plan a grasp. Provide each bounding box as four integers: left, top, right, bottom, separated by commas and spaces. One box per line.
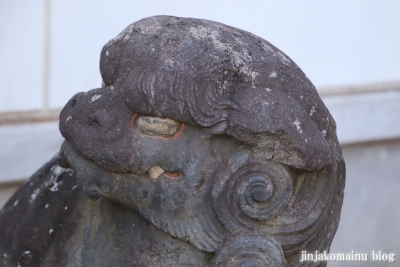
131, 114, 185, 139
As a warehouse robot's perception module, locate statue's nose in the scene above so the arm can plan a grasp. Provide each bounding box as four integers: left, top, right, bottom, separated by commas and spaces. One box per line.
64, 92, 86, 113
59, 92, 87, 140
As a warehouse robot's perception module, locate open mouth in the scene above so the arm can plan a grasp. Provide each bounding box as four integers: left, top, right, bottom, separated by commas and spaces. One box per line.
58, 141, 182, 201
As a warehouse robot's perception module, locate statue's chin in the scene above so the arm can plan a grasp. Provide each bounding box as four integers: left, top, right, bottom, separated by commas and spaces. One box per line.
58, 141, 103, 200
59, 141, 91, 169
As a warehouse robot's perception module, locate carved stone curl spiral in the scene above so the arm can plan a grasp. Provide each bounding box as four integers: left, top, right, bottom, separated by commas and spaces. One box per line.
214, 234, 285, 267
212, 161, 292, 234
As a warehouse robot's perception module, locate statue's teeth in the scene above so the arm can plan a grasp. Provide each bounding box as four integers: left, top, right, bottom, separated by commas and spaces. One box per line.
148, 166, 165, 181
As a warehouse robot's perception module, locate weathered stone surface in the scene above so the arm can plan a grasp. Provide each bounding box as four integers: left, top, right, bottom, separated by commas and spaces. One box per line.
0, 15, 345, 266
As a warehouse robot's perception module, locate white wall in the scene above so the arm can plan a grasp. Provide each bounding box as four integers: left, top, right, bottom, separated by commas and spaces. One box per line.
0, 1, 45, 112
1, 0, 400, 113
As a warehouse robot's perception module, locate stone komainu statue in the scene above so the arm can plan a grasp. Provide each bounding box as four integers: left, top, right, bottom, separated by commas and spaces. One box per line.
0, 16, 345, 266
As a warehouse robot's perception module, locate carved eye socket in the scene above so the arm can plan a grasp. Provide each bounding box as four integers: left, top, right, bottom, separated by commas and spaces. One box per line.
131, 114, 185, 139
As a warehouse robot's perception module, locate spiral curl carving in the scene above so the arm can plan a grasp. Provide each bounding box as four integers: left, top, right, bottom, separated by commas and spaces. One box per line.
212, 162, 293, 233
214, 235, 285, 267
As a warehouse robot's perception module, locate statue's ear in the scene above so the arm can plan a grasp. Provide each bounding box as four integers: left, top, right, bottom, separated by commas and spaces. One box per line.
226, 87, 332, 171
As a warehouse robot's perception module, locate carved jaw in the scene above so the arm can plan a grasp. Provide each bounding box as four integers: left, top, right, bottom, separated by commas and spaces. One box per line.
59, 141, 159, 202
59, 136, 241, 253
